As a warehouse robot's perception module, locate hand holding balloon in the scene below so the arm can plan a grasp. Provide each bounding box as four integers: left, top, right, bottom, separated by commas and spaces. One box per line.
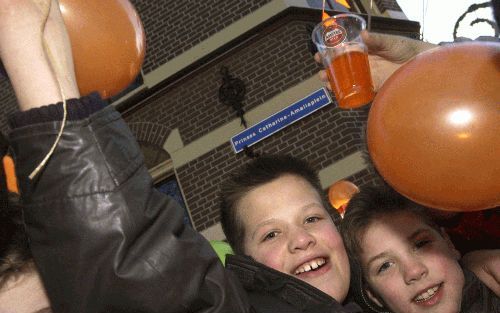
315, 31, 438, 91
0, 0, 79, 111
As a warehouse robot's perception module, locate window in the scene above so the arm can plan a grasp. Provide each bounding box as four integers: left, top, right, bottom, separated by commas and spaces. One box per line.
155, 176, 193, 227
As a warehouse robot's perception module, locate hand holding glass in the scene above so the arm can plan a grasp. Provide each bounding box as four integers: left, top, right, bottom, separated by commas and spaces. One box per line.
312, 14, 375, 109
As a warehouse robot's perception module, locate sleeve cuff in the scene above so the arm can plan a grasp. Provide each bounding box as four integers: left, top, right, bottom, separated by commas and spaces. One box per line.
8, 92, 108, 129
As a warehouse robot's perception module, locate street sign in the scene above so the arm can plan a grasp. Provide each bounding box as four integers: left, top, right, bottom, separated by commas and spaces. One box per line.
231, 88, 332, 153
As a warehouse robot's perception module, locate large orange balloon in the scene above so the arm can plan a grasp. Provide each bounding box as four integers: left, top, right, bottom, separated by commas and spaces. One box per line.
59, 0, 146, 98
368, 42, 500, 212
328, 180, 359, 215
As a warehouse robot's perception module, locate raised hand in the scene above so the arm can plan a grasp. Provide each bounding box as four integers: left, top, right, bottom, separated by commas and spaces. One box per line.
315, 31, 438, 92
0, 0, 79, 111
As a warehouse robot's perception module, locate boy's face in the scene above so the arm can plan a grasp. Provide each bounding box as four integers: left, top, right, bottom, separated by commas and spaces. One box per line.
0, 270, 51, 313
239, 174, 350, 302
359, 211, 464, 313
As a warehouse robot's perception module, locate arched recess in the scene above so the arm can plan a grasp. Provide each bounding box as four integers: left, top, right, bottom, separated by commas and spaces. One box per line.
128, 121, 193, 226
128, 122, 173, 181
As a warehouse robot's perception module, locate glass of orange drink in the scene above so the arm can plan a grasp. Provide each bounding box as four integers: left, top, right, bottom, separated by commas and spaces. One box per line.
312, 14, 375, 109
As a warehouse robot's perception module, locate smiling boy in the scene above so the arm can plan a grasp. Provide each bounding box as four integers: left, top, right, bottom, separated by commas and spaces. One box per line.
235, 172, 350, 302
341, 185, 499, 313
220, 155, 356, 311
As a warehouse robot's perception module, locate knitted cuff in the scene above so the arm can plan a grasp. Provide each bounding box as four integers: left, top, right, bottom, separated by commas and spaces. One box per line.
8, 92, 107, 129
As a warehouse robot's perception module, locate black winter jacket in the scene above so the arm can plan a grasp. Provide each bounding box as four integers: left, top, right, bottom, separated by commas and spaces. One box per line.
227, 255, 362, 313
9, 94, 361, 313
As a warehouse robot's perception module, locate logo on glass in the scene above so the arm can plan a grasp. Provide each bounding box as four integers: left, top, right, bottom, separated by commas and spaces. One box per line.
323, 24, 346, 47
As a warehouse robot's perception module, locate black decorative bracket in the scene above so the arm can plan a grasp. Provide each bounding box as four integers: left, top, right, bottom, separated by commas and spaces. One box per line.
218, 66, 247, 128
218, 66, 259, 158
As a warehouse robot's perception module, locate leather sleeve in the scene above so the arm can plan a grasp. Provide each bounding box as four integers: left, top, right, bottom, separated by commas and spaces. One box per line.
10, 105, 251, 313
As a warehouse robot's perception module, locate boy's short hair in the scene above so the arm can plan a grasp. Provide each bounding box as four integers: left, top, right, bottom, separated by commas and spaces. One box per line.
341, 185, 440, 262
340, 185, 442, 312
219, 155, 338, 255
0, 196, 33, 290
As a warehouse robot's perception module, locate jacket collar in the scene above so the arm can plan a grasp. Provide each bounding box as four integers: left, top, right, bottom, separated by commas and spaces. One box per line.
226, 254, 362, 313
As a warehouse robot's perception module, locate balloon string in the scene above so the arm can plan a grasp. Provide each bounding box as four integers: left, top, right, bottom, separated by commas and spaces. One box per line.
29, 0, 68, 180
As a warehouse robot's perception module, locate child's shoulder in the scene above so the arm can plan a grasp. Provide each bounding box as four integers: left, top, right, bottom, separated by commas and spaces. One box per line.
460, 268, 500, 313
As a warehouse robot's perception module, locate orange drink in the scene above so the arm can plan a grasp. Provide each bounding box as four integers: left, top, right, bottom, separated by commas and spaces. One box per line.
327, 45, 374, 108
312, 14, 374, 109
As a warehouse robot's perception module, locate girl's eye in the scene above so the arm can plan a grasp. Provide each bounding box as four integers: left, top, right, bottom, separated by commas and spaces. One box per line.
263, 231, 278, 241
377, 261, 393, 274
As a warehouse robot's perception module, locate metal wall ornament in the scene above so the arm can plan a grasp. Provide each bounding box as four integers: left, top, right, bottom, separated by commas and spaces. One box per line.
218, 66, 248, 128
218, 66, 259, 158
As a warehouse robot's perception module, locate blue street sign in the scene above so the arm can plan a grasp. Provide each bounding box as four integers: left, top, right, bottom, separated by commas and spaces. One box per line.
231, 87, 332, 153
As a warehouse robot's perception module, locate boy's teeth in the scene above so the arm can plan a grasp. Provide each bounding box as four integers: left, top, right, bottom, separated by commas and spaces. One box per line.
294, 258, 326, 274
414, 285, 439, 302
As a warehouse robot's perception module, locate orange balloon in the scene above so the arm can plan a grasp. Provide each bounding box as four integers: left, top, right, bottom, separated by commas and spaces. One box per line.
328, 180, 359, 214
59, 0, 146, 98
367, 42, 500, 212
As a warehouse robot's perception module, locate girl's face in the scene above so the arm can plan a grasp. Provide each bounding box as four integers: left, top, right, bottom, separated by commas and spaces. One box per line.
360, 211, 464, 313
238, 174, 350, 302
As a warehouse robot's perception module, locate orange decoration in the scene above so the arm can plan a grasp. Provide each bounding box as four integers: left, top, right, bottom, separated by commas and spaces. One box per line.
321, 0, 351, 21
335, 0, 351, 9
59, 0, 146, 98
3, 155, 19, 194
322, 0, 331, 21
367, 42, 500, 212
328, 180, 359, 215
321, 12, 338, 28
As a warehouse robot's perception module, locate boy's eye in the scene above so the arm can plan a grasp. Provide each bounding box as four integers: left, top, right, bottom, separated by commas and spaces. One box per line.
263, 231, 278, 241
415, 239, 432, 249
305, 216, 321, 223
377, 261, 393, 274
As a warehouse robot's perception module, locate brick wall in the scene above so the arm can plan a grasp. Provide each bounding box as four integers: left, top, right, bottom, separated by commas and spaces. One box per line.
0, 3, 396, 232
125, 20, 319, 144
124, 15, 388, 231
128, 121, 172, 147
130, 0, 274, 74
176, 105, 372, 231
